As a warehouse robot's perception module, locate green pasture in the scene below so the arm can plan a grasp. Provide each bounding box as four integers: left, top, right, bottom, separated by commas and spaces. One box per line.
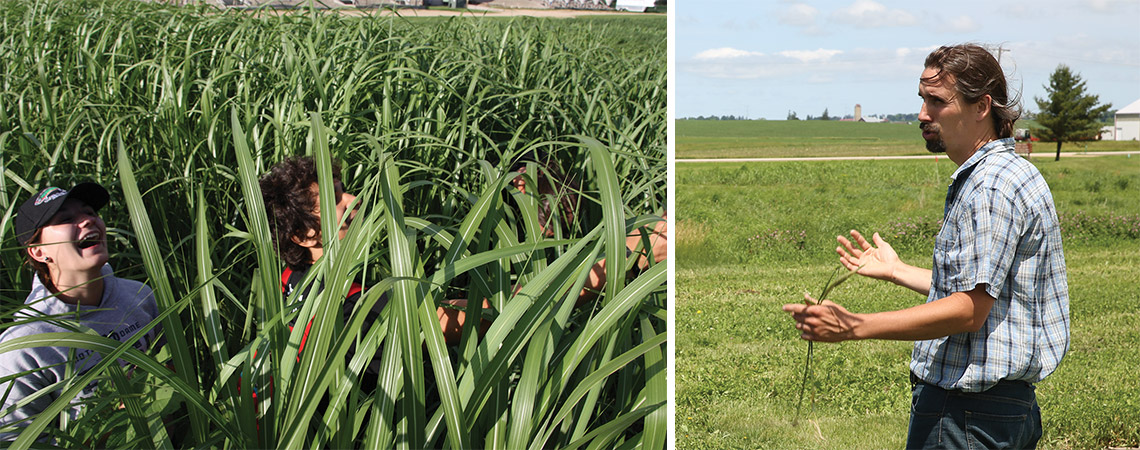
676, 155, 1140, 449
676, 119, 1140, 159
0, 1, 665, 448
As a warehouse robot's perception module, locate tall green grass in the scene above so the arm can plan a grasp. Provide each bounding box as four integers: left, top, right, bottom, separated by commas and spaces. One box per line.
0, 1, 666, 448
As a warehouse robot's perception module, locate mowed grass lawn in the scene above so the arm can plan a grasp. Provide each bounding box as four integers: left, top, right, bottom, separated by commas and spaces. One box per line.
675, 154, 1140, 449
676, 119, 1140, 159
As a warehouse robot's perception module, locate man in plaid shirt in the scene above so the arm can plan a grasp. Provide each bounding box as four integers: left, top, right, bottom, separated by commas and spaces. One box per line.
783, 44, 1069, 449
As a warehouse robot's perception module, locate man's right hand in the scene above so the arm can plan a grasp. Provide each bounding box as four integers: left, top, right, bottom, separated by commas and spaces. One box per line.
837, 230, 899, 283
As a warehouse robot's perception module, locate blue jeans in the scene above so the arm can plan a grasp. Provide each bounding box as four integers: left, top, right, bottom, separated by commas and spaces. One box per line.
907, 374, 1042, 449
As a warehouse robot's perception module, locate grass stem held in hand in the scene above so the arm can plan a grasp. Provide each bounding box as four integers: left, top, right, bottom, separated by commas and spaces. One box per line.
793, 264, 863, 427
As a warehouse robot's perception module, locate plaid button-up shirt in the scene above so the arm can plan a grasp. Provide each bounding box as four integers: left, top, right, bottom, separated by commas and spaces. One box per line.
910, 138, 1070, 392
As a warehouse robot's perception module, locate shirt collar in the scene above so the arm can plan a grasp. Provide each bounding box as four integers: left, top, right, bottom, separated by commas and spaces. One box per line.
949, 138, 1016, 182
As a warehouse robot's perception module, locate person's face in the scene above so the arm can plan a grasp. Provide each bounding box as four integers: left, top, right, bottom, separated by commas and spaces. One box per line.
309, 179, 358, 242
918, 67, 967, 154
28, 198, 108, 274
296, 179, 358, 263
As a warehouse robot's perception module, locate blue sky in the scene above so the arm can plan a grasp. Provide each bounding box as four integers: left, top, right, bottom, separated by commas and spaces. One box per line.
675, 0, 1140, 120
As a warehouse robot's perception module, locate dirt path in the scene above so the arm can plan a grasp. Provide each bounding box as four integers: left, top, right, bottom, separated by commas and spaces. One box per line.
287, 1, 657, 18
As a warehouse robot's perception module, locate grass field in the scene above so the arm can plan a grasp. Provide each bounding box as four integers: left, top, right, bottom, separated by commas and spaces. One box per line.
676, 119, 1140, 159
675, 154, 1140, 449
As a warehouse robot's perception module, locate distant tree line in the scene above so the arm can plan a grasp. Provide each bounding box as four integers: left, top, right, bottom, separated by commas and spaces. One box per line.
1099, 109, 1116, 122
681, 107, 1113, 123
790, 108, 902, 121
805, 108, 837, 121
885, 113, 919, 122
679, 115, 752, 120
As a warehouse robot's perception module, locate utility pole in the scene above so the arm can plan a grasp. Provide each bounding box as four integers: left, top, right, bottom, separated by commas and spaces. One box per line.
991, 44, 1010, 65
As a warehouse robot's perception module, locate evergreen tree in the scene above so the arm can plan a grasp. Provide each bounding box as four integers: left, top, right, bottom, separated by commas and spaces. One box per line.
1033, 64, 1112, 161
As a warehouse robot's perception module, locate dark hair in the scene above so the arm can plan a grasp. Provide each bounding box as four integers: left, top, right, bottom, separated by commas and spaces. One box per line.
260, 156, 341, 270
22, 228, 57, 293
923, 44, 1021, 138
510, 150, 581, 235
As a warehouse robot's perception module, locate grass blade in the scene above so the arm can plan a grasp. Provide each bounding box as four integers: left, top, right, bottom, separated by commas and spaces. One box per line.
795, 264, 864, 425
115, 131, 208, 443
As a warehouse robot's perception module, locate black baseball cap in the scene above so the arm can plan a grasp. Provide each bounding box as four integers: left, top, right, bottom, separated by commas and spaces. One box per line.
14, 183, 110, 246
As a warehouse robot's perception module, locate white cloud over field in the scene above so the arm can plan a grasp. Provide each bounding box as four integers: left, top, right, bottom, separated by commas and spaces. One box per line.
777, 49, 843, 63
685, 46, 934, 82
694, 48, 765, 60
778, 3, 819, 26
830, 0, 917, 28
937, 15, 980, 33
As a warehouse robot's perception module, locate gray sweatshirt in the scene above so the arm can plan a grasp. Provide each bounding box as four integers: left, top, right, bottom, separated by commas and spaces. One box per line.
0, 264, 160, 440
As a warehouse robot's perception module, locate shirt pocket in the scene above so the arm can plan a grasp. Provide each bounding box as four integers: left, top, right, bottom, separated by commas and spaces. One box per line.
932, 216, 957, 260
931, 215, 966, 293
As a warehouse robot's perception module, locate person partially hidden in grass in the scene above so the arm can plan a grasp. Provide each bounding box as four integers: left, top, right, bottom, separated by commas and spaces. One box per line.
783, 44, 1069, 449
259, 156, 487, 395
258, 154, 667, 370
506, 150, 668, 306
0, 183, 162, 442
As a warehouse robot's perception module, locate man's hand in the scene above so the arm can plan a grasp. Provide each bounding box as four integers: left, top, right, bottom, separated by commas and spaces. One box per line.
785, 287, 996, 342
837, 230, 900, 283
782, 294, 863, 342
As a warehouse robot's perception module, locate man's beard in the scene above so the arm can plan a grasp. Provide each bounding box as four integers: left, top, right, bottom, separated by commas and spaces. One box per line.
925, 138, 946, 153
920, 122, 946, 154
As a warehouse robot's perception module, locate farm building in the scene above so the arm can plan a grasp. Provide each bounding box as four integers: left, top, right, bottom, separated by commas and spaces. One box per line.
1115, 98, 1140, 141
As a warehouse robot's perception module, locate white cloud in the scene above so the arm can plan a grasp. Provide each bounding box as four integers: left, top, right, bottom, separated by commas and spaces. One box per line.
938, 15, 980, 33
779, 3, 819, 27
1086, 0, 1111, 11
1084, 0, 1136, 13
831, 0, 918, 28
997, 0, 1058, 18
683, 46, 932, 82
1009, 35, 1140, 73
694, 47, 765, 60
777, 49, 843, 63
804, 74, 836, 83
